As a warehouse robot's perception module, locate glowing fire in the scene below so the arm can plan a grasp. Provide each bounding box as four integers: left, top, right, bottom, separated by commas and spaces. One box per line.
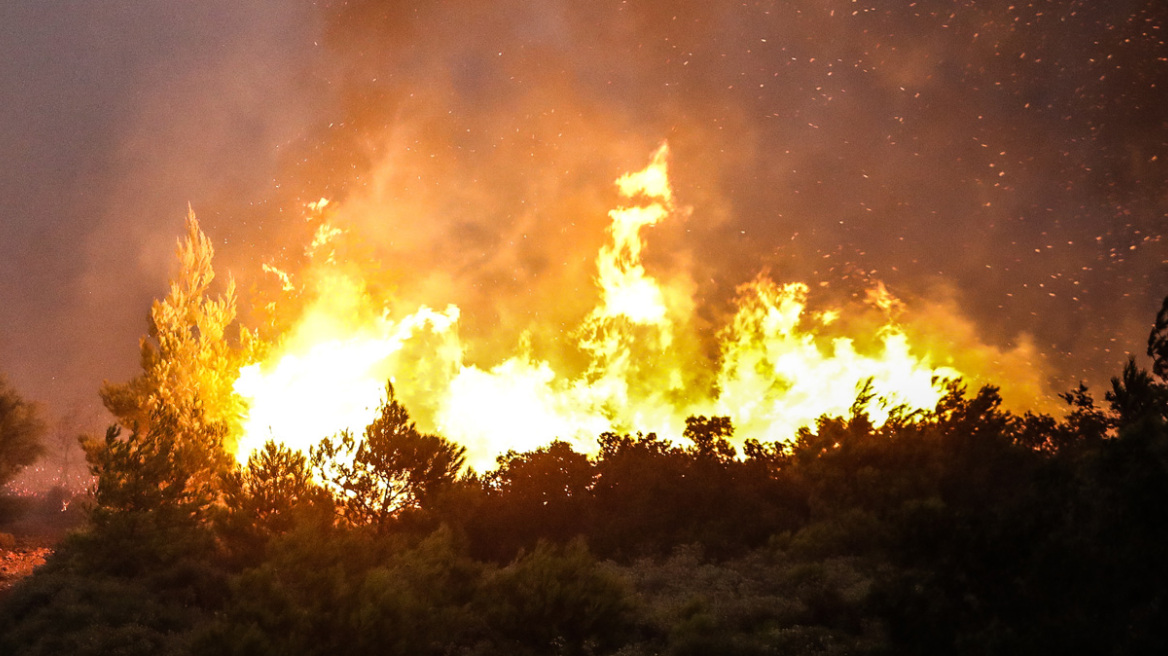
233, 143, 963, 471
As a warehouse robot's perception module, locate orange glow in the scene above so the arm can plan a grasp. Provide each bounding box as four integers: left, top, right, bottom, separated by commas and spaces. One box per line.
232, 143, 972, 471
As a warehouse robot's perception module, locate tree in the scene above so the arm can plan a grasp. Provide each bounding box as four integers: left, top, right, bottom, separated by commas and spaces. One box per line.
1105, 358, 1168, 430
478, 540, 634, 654
217, 440, 333, 565
0, 376, 45, 487
311, 384, 466, 531
683, 415, 736, 462
475, 441, 594, 559
1149, 293, 1168, 381
485, 441, 594, 508
83, 407, 228, 521
223, 440, 329, 534
99, 207, 250, 453
88, 209, 251, 513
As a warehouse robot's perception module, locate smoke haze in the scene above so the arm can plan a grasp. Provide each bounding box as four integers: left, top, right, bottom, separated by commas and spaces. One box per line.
2, 1, 1165, 444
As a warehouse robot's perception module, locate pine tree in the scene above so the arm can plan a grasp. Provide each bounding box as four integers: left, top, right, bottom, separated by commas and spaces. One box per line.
87, 209, 251, 516
311, 384, 466, 532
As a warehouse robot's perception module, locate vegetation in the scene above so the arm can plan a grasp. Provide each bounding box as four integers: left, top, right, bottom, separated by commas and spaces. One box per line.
1, 219, 1165, 653
0, 377, 47, 538
0, 377, 45, 491
95, 209, 253, 481
310, 384, 466, 533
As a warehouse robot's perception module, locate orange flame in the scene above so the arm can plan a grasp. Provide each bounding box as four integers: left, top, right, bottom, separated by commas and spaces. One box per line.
233, 143, 973, 470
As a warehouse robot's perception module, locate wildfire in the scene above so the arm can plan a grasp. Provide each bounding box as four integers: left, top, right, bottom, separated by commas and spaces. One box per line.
233, 143, 965, 471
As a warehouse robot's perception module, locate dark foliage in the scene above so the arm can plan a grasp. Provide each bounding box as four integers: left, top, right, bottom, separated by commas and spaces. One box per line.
471, 440, 594, 560
215, 440, 334, 566
311, 384, 466, 533
1149, 294, 1168, 382
4, 297, 1168, 655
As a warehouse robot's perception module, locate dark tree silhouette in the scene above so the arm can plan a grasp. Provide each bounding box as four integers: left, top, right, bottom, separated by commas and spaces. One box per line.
217, 440, 333, 565
682, 415, 736, 462
1106, 358, 1168, 428
1148, 293, 1168, 381
224, 441, 326, 530
474, 440, 594, 559
311, 384, 465, 531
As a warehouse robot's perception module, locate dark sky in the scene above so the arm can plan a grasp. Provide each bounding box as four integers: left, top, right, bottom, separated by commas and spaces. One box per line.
1, 0, 1165, 432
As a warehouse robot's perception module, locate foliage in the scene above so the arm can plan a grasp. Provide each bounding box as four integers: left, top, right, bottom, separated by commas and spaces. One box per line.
81, 407, 230, 524
1106, 357, 1168, 428
1, 570, 195, 656
224, 441, 326, 530
191, 525, 483, 656
683, 415, 737, 462
617, 544, 880, 656
477, 539, 635, 655
310, 384, 466, 532
1149, 293, 1168, 381
216, 441, 334, 565
0, 376, 45, 488
0, 511, 227, 656
5, 296, 1168, 655
98, 209, 250, 487
473, 440, 594, 560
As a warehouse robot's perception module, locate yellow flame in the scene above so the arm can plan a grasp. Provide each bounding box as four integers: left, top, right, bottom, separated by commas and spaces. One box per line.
234, 266, 462, 461
262, 263, 295, 292
594, 142, 673, 325
715, 278, 958, 440
232, 143, 971, 471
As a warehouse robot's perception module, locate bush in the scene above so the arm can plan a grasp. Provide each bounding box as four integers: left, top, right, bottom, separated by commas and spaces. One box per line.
477, 539, 635, 655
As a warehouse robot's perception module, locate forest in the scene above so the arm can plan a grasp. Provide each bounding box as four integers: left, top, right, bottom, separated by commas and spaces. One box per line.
1, 227, 1167, 654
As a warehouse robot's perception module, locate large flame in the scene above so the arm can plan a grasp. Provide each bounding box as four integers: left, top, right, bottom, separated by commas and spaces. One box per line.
234, 144, 967, 470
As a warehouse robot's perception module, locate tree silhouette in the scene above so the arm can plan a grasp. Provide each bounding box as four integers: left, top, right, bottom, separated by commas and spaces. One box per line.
1148, 293, 1168, 381
83, 407, 229, 520
476, 441, 594, 559
311, 384, 465, 531
217, 440, 332, 558
682, 415, 736, 462
1105, 358, 1168, 429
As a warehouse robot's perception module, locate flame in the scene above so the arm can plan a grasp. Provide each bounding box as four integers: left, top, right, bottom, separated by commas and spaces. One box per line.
715, 278, 959, 439
232, 143, 969, 470
233, 268, 462, 460
596, 142, 673, 325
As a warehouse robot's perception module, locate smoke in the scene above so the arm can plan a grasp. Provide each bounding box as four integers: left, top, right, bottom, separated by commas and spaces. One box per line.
2, 0, 1165, 440
0, 1, 326, 412
229, 0, 1164, 400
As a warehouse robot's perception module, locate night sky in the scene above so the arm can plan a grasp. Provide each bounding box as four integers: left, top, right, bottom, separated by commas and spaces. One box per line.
1, 1, 1165, 436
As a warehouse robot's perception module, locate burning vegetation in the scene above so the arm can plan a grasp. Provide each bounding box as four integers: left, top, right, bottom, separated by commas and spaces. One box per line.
2, 1, 1165, 653
1, 145, 1167, 655
150, 144, 1040, 472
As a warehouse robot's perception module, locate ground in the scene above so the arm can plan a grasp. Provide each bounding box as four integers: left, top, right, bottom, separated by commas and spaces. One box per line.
0, 490, 85, 597
0, 543, 52, 595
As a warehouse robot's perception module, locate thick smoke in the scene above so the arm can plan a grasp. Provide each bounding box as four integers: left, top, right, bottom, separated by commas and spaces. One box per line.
2, 1, 1165, 462
226, 0, 1165, 399
0, 2, 325, 410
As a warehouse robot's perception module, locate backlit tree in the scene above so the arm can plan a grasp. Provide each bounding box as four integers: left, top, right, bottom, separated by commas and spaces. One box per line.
88, 209, 253, 513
